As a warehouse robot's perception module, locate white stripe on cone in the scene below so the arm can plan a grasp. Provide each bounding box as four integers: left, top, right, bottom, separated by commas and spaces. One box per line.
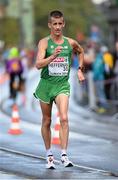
10, 122, 21, 129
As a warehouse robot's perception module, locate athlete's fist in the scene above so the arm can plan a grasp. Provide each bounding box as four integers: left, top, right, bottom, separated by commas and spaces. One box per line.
53, 46, 63, 57
78, 70, 85, 82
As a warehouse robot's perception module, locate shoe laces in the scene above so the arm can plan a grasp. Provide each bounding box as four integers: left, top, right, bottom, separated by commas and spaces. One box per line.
47, 155, 54, 163
61, 154, 69, 162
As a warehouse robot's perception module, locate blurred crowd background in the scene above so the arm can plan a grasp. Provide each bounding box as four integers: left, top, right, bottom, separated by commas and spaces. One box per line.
0, 0, 118, 115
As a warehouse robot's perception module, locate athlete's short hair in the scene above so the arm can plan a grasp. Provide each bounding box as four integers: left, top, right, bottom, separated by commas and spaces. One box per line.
48, 10, 64, 22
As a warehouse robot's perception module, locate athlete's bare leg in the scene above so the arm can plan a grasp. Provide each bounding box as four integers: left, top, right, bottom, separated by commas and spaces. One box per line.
40, 101, 53, 150
55, 94, 69, 150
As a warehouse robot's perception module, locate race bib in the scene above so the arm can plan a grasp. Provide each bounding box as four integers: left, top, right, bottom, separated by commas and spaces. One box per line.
48, 57, 69, 76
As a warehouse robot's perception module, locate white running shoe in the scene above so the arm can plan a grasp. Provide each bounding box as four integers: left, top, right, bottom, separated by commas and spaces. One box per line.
61, 154, 73, 167
46, 155, 55, 169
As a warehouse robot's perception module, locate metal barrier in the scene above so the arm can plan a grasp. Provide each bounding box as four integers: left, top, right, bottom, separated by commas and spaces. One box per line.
71, 69, 118, 108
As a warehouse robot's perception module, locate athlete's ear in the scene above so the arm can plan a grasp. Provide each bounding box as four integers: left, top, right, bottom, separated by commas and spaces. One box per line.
48, 22, 51, 29
63, 21, 65, 28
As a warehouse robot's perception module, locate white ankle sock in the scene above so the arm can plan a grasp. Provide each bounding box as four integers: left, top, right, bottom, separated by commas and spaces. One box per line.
46, 148, 53, 157
61, 149, 67, 156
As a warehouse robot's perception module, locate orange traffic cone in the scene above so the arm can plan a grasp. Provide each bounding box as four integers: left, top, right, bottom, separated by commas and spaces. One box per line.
8, 104, 23, 135
52, 112, 60, 145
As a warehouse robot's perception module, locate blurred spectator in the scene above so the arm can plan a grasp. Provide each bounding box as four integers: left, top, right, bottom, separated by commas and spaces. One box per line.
101, 46, 114, 99
84, 42, 95, 72
112, 41, 118, 100
83, 43, 95, 105
20, 48, 29, 80
27, 48, 35, 68
71, 52, 84, 103
5, 47, 25, 99
1, 45, 10, 65
72, 52, 79, 69
113, 41, 118, 76
92, 45, 108, 113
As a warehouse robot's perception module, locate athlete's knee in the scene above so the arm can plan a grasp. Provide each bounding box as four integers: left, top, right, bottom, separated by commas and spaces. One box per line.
42, 116, 51, 127
60, 114, 68, 128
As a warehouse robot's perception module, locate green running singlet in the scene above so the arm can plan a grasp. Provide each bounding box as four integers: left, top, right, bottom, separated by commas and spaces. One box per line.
34, 36, 73, 103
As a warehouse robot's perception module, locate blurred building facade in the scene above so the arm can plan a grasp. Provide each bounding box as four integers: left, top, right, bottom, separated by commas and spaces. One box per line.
100, 0, 118, 50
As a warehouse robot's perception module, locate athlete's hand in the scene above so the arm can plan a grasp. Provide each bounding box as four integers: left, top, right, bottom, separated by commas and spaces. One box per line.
53, 46, 63, 58
77, 70, 85, 82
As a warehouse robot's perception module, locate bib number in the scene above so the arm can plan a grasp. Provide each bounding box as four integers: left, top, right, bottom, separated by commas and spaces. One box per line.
48, 57, 69, 76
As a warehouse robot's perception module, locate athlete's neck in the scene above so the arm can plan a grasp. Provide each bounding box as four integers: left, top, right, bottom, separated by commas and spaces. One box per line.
50, 34, 64, 44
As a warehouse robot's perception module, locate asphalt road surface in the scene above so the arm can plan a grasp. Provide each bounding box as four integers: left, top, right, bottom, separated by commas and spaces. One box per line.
0, 68, 118, 179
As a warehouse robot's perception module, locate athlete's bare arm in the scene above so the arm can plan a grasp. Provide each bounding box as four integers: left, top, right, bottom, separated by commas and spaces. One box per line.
68, 38, 85, 81
35, 38, 63, 69
68, 38, 84, 66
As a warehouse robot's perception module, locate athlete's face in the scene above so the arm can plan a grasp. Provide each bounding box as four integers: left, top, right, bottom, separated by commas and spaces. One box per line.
48, 17, 65, 36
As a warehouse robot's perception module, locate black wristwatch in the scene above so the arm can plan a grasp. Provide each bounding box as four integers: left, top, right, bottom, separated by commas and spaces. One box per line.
78, 66, 84, 72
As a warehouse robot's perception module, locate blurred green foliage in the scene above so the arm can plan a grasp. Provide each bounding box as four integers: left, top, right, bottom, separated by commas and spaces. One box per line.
0, 17, 19, 46
0, 0, 8, 6
116, 0, 118, 5
33, 0, 107, 42
0, 0, 108, 46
